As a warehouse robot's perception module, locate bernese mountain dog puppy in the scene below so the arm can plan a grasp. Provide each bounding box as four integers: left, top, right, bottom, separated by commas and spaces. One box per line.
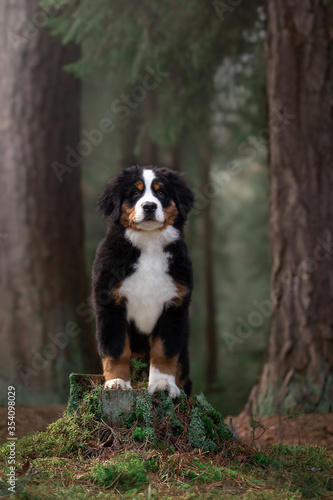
92, 165, 194, 398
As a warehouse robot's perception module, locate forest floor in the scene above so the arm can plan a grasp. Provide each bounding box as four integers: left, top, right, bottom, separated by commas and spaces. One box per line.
1, 397, 333, 499
1, 405, 333, 450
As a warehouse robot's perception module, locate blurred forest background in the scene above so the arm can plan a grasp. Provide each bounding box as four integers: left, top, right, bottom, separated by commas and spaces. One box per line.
0, 0, 332, 416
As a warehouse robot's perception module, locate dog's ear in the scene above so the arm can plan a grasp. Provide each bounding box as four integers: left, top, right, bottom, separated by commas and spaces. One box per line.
97, 173, 123, 222
159, 168, 194, 220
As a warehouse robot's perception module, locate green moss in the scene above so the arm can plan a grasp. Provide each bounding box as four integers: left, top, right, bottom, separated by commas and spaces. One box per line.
67, 372, 85, 414
181, 459, 239, 484
85, 386, 103, 419
269, 444, 333, 498
187, 394, 232, 452
134, 393, 156, 443
2, 375, 332, 500
67, 374, 103, 417
90, 452, 150, 491
252, 453, 270, 468
1, 427, 332, 500
0, 390, 99, 468
242, 492, 302, 500
116, 390, 232, 452
187, 407, 207, 449
64, 375, 233, 453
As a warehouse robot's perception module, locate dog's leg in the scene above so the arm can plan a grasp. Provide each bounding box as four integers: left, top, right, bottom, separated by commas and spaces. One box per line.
102, 333, 132, 390
148, 305, 191, 398
148, 337, 180, 398
94, 289, 132, 390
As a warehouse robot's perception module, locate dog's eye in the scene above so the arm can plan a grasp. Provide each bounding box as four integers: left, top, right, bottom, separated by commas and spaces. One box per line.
132, 189, 141, 197
157, 190, 165, 198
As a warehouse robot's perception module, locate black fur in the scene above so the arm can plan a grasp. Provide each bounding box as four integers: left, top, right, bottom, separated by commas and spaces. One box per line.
92, 165, 194, 395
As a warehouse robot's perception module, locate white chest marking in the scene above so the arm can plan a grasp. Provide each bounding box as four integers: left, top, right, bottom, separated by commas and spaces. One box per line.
119, 227, 179, 335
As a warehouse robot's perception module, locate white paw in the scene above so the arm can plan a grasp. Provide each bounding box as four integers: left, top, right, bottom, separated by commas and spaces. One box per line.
104, 378, 132, 390
148, 368, 180, 399
148, 379, 180, 399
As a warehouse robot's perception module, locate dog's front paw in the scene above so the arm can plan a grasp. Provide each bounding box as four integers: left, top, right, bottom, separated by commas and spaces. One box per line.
148, 377, 180, 399
104, 378, 132, 390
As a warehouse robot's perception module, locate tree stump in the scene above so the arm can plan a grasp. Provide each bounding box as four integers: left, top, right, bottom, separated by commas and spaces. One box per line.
67, 373, 146, 425
67, 373, 233, 453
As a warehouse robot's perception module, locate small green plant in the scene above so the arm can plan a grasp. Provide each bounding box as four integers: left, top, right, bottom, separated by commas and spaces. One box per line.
249, 410, 305, 443
130, 358, 148, 384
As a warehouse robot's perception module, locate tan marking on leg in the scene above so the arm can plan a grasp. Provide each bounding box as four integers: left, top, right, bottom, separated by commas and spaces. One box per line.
135, 180, 144, 191
149, 337, 178, 376
102, 335, 131, 382
159, 201, 179, 230
170, 282, 189, 306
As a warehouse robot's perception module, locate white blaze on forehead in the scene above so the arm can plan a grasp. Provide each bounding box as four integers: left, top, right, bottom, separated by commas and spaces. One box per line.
142, 169, 156, 196
132, 169, 165, 225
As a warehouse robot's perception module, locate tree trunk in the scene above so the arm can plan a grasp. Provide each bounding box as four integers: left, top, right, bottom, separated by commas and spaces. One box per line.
245, 0, 333, 415
0, 0, 97, 403
202, 142, 218, 387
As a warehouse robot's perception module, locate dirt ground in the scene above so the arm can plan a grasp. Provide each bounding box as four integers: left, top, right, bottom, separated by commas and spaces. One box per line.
0, 405, 66, 444
229, 412, 333, 450
1, 405, 333, 450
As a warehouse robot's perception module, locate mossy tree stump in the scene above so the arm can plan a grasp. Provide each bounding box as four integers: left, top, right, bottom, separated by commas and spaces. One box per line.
67, 373, 233, 452
68, 373, 146, 425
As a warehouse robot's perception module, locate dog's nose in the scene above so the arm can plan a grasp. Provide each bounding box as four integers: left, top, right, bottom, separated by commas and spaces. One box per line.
142, 202, 157, 214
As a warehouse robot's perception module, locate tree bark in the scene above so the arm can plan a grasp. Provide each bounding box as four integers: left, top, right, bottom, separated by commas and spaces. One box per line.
202, 142, 218, 387
0, 0, 97, 402
245, 0, 333, 415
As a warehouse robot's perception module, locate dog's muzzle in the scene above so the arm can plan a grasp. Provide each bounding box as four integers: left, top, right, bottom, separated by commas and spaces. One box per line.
142, 202, 157, 220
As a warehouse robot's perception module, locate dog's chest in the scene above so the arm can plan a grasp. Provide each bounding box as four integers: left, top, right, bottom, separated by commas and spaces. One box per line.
118, 229, 178, 335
